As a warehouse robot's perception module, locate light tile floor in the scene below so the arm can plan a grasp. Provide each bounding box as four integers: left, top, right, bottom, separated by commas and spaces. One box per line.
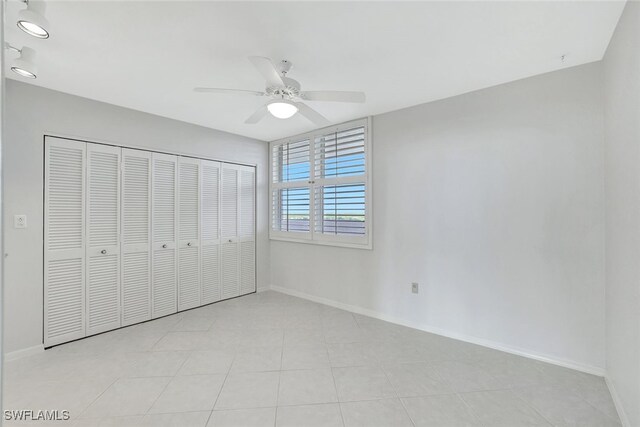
2, 291, 621, 427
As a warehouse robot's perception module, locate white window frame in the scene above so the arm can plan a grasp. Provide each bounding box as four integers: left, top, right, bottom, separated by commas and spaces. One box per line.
269, 117, 372, 249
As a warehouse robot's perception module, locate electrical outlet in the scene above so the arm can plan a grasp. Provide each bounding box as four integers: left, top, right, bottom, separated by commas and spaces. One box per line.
411, 282, 419, 294
14, 214, 27, 229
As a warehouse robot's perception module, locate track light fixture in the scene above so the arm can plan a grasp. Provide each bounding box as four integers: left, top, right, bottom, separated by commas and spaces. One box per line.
5, 44, 38, 79
17, 0, 50, 39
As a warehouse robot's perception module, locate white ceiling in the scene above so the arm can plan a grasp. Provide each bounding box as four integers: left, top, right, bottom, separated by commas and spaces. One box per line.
5, 1, 626, 141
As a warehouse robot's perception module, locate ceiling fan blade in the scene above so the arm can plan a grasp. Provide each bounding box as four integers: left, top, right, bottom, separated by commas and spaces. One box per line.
248, 56, 285, 87
302, 91, 366, 103
296, 102, 331, 127
194, 88, 265, 96
245, 105, 269, 124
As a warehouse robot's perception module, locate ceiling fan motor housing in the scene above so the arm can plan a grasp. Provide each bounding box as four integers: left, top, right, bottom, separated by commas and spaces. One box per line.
267, 76, 301, 100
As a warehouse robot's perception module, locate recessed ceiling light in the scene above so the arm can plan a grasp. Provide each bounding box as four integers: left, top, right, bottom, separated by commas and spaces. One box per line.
267, 100, 298, 119
17, 1, 50, 39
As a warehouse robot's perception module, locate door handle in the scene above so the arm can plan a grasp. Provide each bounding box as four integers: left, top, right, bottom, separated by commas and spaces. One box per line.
228, 239, 233, 243
101, 249, 107, 255
187, 242, 192, 247
162, 244, 167, 249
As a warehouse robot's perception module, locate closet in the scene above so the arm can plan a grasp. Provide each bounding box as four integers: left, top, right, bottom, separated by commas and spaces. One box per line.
44, 136, 256, 347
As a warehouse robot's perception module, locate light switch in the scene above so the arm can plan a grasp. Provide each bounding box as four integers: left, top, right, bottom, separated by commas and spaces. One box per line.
14, 214, 27, 229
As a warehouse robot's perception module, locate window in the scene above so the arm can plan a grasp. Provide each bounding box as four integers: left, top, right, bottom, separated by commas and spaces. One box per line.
270, 118, 371, 248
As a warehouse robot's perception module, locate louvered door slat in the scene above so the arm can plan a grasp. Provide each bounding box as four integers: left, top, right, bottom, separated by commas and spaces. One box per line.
238, 166, 256, 296
221, 167, 238, 239
221, 242, 239, 299
178, 157, 201, 311
44, 137, 86, 346
86, 144, 121, 336
240, 241, 255, 295
201, 160, 221, 304
152, 153, 178, 318
121, 149, 152, 325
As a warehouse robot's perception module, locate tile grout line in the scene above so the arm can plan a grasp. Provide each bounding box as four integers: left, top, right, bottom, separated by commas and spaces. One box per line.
378, 357, 417, 427
274, 331, 285, 427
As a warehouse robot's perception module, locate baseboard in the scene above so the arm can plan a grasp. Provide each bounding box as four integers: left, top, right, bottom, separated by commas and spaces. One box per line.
4, 344, 45, 362
270, 285, 605, 377
256, 285, 271, 293
605, 376, 631, 427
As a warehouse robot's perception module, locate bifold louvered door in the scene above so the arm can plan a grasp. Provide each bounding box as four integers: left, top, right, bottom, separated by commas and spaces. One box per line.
121, 149, 152, 326
238, 166, 256, 295
151, 153, 178, 318
201, 160, 222, 305
178, 157, 201, 311
220, 164, 256, 299
86, 143, 122, 336
45, 137, 256, 347
44, 137, 86, 347
221, 164, 240, 299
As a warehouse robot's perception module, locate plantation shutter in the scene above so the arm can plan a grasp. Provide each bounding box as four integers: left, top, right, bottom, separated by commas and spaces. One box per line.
270, 139, 312, 238
313, 126, 367, 240
269, 119, 370, 248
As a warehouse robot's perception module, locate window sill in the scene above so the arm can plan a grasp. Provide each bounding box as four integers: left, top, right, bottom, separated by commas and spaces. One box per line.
269, 234, 372, 250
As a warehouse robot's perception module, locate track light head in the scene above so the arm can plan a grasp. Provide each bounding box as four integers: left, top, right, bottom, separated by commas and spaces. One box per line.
17, 1, 50, 39
10, 46, 38, 79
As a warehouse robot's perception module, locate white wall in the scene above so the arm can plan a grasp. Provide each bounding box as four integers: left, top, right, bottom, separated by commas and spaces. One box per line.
603, 1, 640, 425
271, 62, 606, 372
3, 80, 269, 354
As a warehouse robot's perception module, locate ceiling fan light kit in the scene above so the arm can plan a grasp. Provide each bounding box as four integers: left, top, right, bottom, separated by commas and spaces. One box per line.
267, 100, 298, 119
194, 56, 366, 126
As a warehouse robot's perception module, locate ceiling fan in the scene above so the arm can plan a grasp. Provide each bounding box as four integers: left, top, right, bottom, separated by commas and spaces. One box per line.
194, 56, 366, 126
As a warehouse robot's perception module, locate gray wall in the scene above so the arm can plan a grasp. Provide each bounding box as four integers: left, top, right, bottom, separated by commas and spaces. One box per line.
3, 80, 269, 354
271, 62, 607, 372
604, 1, 640, 425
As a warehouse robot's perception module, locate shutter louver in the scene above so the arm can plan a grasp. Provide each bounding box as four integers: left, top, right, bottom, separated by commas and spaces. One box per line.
272, 188, 310, 232
314, 184, 366, 236
314, 127, 366, 179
